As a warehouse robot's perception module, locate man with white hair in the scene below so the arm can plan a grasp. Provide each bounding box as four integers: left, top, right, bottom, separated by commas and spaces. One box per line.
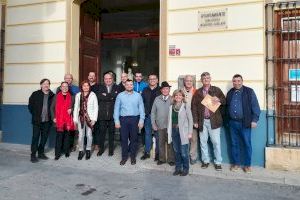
182, 75, 198, 165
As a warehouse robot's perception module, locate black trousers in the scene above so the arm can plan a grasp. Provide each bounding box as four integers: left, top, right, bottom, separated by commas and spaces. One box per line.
31, 121, 51, 156
97, 120, 115, 154
69, 130, 76, 150
55, 131, 70, 157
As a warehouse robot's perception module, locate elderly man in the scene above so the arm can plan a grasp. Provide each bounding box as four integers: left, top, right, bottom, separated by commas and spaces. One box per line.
114, 79, 145, 166
181, 75, 198, 165
192, 72, 226, 171
56, 73, 80, 95
151, 81, 175, 166
226, 74, 260, 173
96, 72, 120, 156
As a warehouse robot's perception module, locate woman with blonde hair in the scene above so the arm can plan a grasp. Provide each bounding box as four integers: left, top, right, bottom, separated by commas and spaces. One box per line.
73, 81, 98, 160
167, 89, 193, 176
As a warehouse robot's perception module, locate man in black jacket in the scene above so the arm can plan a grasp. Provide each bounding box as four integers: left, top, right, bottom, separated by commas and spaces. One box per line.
118, 73, 128, 92
96, 72, 120, 156
140, 74, 161, 160
28, 78, 54, 163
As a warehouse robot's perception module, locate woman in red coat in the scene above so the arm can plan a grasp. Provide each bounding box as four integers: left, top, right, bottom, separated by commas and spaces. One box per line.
51, 82, 75, 160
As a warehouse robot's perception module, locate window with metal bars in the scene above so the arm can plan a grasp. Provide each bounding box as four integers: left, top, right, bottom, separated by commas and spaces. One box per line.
266, 1, 300, 147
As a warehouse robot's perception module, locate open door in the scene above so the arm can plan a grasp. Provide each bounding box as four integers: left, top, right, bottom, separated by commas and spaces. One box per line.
79, 6, 100, 83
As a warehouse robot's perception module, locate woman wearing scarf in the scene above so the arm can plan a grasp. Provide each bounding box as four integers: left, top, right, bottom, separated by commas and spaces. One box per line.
167, 89, 193, 176
51, 82, 75, 160
73, 81, 98, 160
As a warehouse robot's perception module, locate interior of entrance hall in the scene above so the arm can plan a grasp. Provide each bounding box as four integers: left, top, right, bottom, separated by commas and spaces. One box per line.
80, 0, 159, 83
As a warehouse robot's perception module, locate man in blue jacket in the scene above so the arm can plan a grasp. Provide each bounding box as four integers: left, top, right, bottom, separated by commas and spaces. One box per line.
133, 71, 148, 93
226, 74, 261, 173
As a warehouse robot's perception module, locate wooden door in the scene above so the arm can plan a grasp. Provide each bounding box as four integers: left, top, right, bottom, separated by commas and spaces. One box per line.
275, 9, 300, 146
79, 6, 100, 83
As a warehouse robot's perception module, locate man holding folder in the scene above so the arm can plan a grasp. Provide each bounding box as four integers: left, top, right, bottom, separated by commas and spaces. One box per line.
191, 72, 226, 171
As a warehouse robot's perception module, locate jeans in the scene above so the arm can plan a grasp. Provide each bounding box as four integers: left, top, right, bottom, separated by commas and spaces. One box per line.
229, 120, 252, 167
144, 115, 159, 155
31, 121, 51, 156
78, 122, 93, 151
199, 119, 222, 165
172, 128, 189, 172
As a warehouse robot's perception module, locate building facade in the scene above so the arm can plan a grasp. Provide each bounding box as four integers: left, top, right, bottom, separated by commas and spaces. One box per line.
1, 0, 300, 170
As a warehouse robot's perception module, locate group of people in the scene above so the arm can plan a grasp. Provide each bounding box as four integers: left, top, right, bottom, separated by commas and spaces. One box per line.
28, 70, 260, 176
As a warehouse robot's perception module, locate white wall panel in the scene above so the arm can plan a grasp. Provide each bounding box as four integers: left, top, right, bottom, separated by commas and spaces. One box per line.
7, 1, 66, 25
167, 56, 264, 81
4, 63, 65, 83
6, 22, 66, 44
168, 30, 263, 57
168, 3, 263, 33
168, 0, 263, 10
5, 43, 65, 63
3, 83, 59, 104
7, 0, 62, 7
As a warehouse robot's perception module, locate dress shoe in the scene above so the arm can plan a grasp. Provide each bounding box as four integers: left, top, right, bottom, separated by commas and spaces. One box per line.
71, 146, 77, 152
180, 170, 189, 176
168, 161, 175, 166
201, 162, 209, 169
190, 159, 197, 165
230, 165, 240, 172
97, 150, 104, 157
173, 170, 182, 176
140, 153, 150, 160
243, 166, 252, 174
78, 151, 84, 160
154, 154, 159, 161
131, 158, 136, 165
65, 153, 70, 158
157, 160, 166, 165
54, 155, 60, 160
38, 154, 49, 160
120, 159, 127, 165
108, 152, 114, 156
214, 164, 222, 171
85, 150, 91, 160
30, 155, 38, 163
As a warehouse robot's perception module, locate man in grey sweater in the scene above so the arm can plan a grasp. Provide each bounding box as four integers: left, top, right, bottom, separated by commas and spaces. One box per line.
151, 81, 175, 165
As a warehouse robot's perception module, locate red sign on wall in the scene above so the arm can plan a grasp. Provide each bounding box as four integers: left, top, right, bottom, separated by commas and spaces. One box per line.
169, 45, 181, 56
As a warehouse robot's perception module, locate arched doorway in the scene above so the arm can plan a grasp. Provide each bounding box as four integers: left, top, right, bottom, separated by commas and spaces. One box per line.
78, 0, 160, 83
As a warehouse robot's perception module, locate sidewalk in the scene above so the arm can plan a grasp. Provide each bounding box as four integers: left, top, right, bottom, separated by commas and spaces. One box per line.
1, 142, 300, 187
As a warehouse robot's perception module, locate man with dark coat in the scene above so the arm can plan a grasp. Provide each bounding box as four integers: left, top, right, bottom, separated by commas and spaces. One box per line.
96, 72, 120, 156
226, 74, 261, 173
28, 78, 54, 163
140, 74, 161, 160
191, 72, 226, 171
